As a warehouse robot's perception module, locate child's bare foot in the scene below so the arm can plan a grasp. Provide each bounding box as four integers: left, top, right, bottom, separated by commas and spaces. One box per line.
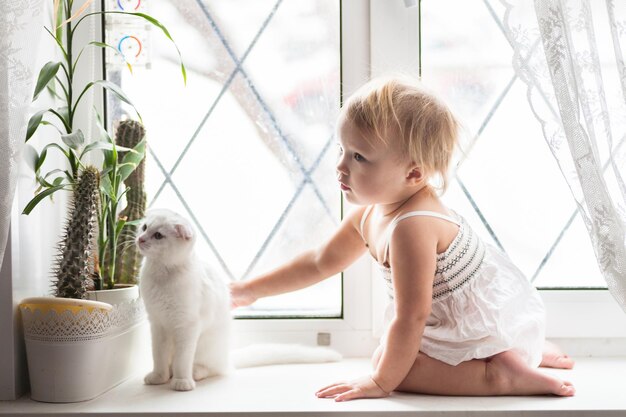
488, 351, 575, 396
540, 340, 575, 369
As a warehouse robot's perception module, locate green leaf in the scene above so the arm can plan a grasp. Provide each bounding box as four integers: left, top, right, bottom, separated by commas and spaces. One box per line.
74, 80, 141, 122
40, 142, 70, 160
68, 147, 84, 174
129, 12, 187, 85
124, 218, 144, 227
25, 110, 48, 142
86, 41, 133, 74
100, 174, 114, 199
37, 168, 73, 188
99, 166, 114, 178
35, 174, 54, 189
54, 0, 65, 41
22, 184, 68, 215
96, 80, 141, 120
118, 139, 146, 182
46, 82, 63, 100
42, 169, 68, 182
94, 110, 116, 167
115, 218, 126, 237
52, 176, 65, 186
35, 147, 47, 173
22, 144, 39, 172
61, 129, 85, 149
117, 185, 131, 201
94, 110, 112, 143
43, 26, 68, 61
117, 162, 138, 184
33, 62, 61, 101
58, 106, 70, 122
80, 140, 130, 159
107, 140, 119, 169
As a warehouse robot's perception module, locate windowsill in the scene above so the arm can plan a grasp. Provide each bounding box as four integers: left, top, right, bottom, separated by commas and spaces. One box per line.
3, 357, 625, 416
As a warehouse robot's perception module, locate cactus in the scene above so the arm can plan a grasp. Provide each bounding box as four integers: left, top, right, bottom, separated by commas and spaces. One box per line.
114, 120, 146, 285
53, 166, 100, 299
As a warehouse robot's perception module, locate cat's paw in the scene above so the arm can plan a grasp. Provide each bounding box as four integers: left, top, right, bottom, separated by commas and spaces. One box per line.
144, 371, 170, 385
171, 377, 195, 391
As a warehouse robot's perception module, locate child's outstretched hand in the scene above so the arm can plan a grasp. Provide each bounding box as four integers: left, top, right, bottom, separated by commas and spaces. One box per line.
316, 375, 389, 402
228, 281, 257, 309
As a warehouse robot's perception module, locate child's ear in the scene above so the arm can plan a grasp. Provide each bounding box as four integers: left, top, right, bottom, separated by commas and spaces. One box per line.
406, 166, 424, 183
174, 224, 194, 240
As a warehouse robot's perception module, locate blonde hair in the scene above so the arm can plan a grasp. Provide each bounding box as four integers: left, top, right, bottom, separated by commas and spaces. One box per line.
341, 76, 459, 193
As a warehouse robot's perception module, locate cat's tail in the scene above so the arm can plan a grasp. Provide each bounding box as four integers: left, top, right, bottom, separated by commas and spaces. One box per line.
231, 344, 342, 369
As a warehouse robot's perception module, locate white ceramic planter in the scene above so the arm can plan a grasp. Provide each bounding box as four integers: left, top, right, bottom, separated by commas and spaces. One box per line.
86, 284, 139, 304
20, 287, 147, 403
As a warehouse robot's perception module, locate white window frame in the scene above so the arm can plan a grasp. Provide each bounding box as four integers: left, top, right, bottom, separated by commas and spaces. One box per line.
369, 0, 626, 343
232, 0, 378, 357
85, 0, 626, 357
84, 0, 379, 357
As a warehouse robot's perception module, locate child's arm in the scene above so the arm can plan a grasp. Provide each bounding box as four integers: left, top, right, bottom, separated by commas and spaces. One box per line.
316, 216, 438, 401
371, 217, 436, 392
230, 207, 369, 307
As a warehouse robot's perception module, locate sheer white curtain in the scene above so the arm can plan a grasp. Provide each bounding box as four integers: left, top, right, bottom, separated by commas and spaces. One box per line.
0, 1, 45, 274
0, 0, 45, 400
502, 0, 626, 310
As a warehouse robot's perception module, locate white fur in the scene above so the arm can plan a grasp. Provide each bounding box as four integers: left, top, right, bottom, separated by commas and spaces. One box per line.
138, 209, 231, 391
138, 209, 341, 392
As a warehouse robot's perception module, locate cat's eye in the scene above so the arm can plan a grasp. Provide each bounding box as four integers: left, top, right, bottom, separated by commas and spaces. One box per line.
153, 232, 164, 240
142, 224, 147, 231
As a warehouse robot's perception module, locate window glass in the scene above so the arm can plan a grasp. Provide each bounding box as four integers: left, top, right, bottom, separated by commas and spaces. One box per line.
104, 0, 342, 316
421, 0, 605, 288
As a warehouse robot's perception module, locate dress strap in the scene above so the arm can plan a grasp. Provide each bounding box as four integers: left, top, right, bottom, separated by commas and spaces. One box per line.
359, 205, 374, 239
381, 210, 461, 265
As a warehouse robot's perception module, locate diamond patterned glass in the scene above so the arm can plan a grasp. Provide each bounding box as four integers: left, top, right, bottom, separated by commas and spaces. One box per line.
105, 0, 342, 316
422, 0, 605, 288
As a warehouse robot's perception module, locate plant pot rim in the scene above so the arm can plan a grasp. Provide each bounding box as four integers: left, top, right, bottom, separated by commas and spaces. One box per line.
93, 283, 137, 292
19, 297, 112, 314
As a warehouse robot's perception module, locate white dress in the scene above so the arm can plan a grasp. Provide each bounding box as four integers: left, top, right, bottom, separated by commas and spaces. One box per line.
361, 207, 545, 367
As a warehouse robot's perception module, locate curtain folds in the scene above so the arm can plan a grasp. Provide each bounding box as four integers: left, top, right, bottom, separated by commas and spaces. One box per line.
502, 0, 626, 311
0, 1, 45, 273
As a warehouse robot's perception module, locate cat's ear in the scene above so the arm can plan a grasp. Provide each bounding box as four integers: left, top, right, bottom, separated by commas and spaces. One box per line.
174, 224, 194, 240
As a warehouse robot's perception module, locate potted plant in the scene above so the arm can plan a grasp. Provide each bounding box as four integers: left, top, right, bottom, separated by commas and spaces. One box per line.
18, 0, 184, 402
87, 116, 148, 305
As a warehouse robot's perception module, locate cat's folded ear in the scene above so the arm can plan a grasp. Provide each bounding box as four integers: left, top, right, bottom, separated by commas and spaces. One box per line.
174, 224, 194, 240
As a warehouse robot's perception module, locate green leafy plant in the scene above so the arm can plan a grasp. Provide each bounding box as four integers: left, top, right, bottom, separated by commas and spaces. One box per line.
95, 116, 146, 289
23, 0, 185, 296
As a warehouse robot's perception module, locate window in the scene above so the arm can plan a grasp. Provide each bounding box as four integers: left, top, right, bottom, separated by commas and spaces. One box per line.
104, 0, 343, 317
369, 0, 626, 340
101, 0, 625, 343
374, 0, 609, 290
420, 0, 606, 289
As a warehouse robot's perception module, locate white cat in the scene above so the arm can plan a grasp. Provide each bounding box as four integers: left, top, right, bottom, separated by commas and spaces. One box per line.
137, 209, 340, 392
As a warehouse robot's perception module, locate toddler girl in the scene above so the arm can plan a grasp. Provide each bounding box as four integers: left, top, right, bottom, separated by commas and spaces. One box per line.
229, 76, 575, 401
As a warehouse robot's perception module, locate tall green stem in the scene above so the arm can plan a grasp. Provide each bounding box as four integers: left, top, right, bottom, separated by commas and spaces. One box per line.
107, 195, 118, 289
66, 2, 74, 132
97, 201, 107, 290
63, 0, 80, 182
